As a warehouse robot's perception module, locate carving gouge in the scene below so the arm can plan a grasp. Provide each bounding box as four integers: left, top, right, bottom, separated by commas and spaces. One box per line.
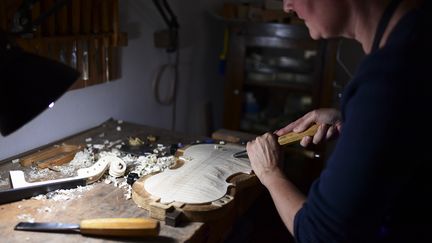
15, 218, 159, 238
233, 124, 319, 158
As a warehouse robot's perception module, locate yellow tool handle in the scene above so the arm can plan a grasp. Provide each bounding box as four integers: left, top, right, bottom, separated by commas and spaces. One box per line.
278, 124, 319, 146
80, 218, 159, 237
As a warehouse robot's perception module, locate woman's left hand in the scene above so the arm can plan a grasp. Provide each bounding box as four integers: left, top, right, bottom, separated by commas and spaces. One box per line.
246, 133, 284, 187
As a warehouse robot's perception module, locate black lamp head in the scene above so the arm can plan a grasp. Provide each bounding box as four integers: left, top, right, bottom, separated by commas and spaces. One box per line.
0, 31, 80, 136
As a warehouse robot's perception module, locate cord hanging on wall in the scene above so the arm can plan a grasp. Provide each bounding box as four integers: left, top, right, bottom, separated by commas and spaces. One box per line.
151, 0, 180, 131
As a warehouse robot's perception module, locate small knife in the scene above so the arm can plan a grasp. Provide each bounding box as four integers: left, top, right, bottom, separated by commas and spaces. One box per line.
233, 124, 319, 158
15, 218, 159, 238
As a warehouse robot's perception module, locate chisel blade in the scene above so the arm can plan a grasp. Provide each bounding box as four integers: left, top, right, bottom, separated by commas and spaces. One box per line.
15, 222, 80, 233
0, 177, 86, 205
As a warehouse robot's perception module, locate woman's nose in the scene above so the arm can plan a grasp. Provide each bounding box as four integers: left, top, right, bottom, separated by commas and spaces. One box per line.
283, 0, 294, 13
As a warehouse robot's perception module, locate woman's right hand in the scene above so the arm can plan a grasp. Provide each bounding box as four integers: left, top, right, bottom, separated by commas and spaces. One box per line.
275, 108, 342, 147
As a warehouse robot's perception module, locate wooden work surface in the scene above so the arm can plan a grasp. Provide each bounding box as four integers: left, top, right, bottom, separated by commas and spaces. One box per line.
0, 119, 263, 242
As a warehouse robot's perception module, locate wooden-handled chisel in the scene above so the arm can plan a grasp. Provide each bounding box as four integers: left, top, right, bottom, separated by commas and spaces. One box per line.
233, 124, 319, 158
15, 218, 159, 238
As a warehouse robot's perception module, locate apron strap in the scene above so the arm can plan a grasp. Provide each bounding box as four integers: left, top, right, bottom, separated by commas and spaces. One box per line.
371, 0, 404, 52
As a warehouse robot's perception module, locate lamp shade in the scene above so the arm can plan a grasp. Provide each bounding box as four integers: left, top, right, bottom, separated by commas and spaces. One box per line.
0, 39, 80, 136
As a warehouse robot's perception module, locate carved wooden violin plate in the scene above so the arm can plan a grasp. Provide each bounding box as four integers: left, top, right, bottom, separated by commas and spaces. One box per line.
143, 144, 251, 204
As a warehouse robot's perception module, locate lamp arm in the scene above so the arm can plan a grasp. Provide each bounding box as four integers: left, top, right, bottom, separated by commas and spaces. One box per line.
152, 0, 180, 31
161, 0, 179, 29
152, 0, 171, 29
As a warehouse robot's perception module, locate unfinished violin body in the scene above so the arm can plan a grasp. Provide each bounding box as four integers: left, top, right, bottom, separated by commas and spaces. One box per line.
144, 144, 251, 204
132, 143, 259, 222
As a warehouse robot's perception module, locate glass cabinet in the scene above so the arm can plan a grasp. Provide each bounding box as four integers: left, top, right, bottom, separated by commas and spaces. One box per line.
223, 22, 336, 135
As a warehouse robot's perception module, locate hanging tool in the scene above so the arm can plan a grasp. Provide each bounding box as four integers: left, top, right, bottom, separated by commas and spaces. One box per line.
15, 218, 160, 238
233, 124, 319, 158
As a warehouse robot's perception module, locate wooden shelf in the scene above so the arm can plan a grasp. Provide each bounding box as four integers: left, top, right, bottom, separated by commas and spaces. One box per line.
245, 36, 317, 49
244, 80, 313, 92
16, 33, 128, 47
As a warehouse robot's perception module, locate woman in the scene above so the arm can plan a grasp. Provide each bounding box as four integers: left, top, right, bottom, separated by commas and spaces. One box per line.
246, 0, 431, 242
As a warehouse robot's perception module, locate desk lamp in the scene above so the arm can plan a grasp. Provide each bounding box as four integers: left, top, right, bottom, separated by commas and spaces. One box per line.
0, 30, 79, 136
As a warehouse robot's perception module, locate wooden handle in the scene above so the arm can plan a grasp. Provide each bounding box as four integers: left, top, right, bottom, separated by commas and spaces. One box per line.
80, 218, 159, 237
277, 124, 319, 146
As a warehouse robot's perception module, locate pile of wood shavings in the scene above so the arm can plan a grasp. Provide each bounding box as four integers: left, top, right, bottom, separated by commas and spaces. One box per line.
26, 147, 96, 181
32, 185, 94, 201
26, 141, 176, 201
56, 148, 96, 177
131, 154, 175, 177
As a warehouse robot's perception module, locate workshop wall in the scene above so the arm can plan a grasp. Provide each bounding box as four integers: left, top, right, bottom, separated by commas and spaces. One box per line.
0, 0, 225, 161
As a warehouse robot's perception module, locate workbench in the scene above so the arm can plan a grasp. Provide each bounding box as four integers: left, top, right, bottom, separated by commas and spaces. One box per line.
0, 119, 263, 243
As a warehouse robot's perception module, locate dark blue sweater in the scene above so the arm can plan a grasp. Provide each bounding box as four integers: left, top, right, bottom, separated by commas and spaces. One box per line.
294, 3, 432, 243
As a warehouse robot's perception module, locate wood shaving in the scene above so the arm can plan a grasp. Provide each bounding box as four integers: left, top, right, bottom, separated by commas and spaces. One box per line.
17, 214, 35, 223
108, 140, 123, 148
128, 137, 144, 146
179, 156, 193, 162
92, 144, 105, 150
0, 179, 8, 187
37, 206, 52, 214
28, 168, 50, 181
147, 135, 157, 142
125, 186, 132, 200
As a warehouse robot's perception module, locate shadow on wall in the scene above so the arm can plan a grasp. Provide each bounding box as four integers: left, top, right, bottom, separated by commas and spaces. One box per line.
123, 0, 166, 39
